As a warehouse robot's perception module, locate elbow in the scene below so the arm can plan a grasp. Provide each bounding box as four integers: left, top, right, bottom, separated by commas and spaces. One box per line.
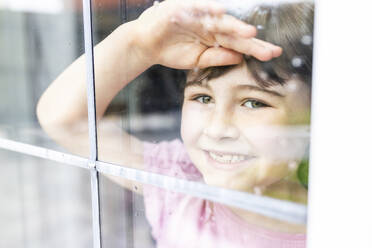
36, 94, 73, 137
36, 95, 59, 136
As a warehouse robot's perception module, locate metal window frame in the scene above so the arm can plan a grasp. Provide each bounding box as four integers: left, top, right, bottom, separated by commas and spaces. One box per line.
306, 0, 372, 248
0, 137, 307, 227
82, 0, 102, 247
0, 0, 319, 248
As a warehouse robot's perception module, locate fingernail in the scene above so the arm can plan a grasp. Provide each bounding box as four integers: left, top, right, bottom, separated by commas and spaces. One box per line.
274, 46, 283, 57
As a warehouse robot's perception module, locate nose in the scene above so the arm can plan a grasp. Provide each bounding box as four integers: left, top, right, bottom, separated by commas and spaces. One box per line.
203, 108, 239, 140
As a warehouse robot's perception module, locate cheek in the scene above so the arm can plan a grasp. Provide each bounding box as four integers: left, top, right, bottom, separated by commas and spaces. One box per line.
238, 111, 308, 162
180, 103, 207, 144
244, 126, 309, 162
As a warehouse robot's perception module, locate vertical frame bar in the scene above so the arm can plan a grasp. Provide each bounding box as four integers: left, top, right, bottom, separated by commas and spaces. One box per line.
307, 0, 372, 247
82, 0, 102, 247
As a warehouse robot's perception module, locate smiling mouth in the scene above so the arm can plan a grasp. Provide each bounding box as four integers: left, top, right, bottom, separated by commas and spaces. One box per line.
206, 150, 255, 166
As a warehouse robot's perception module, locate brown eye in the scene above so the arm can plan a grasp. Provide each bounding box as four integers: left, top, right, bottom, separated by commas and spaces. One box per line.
243, 99, 268, 109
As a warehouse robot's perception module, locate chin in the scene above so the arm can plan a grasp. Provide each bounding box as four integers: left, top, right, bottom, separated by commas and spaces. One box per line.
202, 174, 252, 192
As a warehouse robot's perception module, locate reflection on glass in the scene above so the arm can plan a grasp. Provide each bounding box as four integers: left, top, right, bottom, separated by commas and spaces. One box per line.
99, 176, 155, 248
96, 1, 312, 195
0, 149, 92, 248
39, 0, 314, 247
0, 1, 87, 155
100, 177, 306, 248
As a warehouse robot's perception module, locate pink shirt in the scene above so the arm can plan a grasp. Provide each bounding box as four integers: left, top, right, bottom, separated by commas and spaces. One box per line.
143, 139, 306, 248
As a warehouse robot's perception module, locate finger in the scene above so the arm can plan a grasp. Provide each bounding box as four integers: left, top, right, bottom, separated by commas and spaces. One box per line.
253, 38, 283, 58
187, 0, 225, 16
166, 0, 226, 42
202, 14, 257, 38
171, 0, 224, 20
197, 47, 243, 68
215, 34, 282, 61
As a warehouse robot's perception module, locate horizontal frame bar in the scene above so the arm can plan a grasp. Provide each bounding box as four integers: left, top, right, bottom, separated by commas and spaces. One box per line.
0, 137, 307, 224
0, 138, 89, 169
96, 161, 307, 224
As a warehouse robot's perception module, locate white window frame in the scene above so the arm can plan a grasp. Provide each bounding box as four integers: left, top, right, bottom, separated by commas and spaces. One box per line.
1, 0, 372, 247
307, 0, 372, 247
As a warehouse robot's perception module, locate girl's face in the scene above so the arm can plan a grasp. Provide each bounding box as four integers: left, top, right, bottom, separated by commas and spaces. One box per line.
181, 63, 311, 192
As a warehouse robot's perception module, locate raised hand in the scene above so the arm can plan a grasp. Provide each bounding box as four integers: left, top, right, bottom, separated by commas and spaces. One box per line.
133, 0, 282, 69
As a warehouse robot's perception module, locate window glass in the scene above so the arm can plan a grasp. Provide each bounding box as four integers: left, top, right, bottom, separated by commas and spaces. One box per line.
0, 149, 93, 248
94, 0, 313, 246
99, 176, 306, 248
99, 176, 154, 248
0, 0, 89, 157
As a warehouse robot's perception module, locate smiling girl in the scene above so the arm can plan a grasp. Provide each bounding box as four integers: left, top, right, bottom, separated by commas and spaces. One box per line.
37, 0, 313, 247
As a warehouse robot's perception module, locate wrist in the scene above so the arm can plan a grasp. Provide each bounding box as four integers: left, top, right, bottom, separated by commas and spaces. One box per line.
115, 20, 156, 69
92, 21, 154, 94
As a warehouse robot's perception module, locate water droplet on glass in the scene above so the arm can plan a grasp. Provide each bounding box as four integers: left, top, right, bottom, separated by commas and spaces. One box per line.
204, 15, 214, 30
291, 57, 303, 67
288, 161, 298, 171
301, 35, 312, 45
170, 16, 177, 24
258, 71, 269, 81
153, 0, 159, 7
287, 81, 298, 92
258, 8, 268, 15
253, 186, 262, 195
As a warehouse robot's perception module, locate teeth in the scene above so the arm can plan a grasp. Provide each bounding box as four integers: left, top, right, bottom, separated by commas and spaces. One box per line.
209, 152, 247, 163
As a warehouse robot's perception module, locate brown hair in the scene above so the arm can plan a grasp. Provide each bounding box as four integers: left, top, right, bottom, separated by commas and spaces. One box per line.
186, 2, 314, 88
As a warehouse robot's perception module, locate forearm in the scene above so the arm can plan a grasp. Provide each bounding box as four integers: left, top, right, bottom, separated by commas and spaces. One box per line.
37, 20, 152, 130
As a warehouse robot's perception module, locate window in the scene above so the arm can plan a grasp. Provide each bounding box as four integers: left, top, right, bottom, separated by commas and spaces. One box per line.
1, 1, 371, 248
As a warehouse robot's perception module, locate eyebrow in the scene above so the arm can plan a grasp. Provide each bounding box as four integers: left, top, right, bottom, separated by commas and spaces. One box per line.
236, 84, 285, 97
185, 80, 211, 90
185, 81, 285, 98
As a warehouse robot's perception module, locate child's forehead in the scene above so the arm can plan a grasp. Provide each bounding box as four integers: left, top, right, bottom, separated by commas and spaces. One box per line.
185, 74, 311, 103
186, 63, 247, 87
186, 64, 277, 90
186, 63, 310, 96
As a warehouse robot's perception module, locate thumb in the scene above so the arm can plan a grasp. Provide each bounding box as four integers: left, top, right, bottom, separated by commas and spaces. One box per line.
197, 47, 243, 69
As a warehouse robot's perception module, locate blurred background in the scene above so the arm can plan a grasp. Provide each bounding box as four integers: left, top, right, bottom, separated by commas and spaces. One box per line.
0, 0, 183, 247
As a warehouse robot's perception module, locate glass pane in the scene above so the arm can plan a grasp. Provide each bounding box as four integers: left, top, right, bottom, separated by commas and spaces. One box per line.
0, 149, 93, 248
99, 175, 154, 248
91, 0, 313, 246
99, 176, 306, 248
0, 1, 89, 156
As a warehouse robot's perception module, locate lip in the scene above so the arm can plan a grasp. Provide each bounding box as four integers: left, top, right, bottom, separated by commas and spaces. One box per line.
203, 150, 256, 171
